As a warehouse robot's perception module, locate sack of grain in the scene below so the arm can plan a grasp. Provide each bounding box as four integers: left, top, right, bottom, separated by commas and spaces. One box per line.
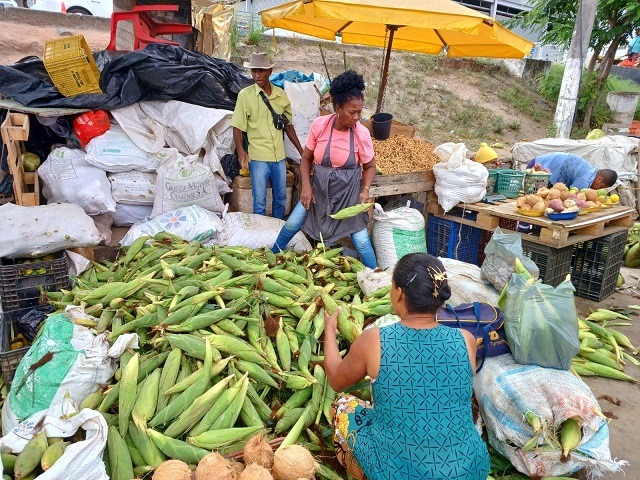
108, 171, 156, 205
85, 125, 159, 173
218, 212, 312, 252
112, 203, 153, 227
372, 203, 427, 269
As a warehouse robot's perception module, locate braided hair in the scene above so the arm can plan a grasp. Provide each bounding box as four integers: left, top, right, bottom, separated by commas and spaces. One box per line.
392, 253, 451, 314
330, 70, 365, 108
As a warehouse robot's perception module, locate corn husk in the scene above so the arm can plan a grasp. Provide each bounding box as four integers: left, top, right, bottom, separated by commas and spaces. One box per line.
195, 452, 237, 480
272, 445, 318, 480
239, 463, 273, 480
242, 434, 274, 469
152, 459, 191, 480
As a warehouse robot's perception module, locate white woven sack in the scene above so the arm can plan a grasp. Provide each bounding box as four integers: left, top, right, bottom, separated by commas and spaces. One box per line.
432, 142, 488, 213
112, 203, 153, 227
152, 149, 224, 216
218, 212, 312, 252
109, 171, 156, 205
85, 124, 159, 173
372, 203, 427, 269
38, 147, 116, 215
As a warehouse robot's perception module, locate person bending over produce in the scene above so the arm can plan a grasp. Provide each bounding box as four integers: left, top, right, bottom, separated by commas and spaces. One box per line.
526, 153, 617, 191
324, 253, 490, 480
271, 70, 377, 268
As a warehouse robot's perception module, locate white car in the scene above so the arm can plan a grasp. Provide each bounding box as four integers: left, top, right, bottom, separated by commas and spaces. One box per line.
29, 0, 112, 16
0, 0, 19, 7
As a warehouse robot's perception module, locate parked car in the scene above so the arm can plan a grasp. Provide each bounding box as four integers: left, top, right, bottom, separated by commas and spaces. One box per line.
0, 0, 19, 7
29, 0, 111, 16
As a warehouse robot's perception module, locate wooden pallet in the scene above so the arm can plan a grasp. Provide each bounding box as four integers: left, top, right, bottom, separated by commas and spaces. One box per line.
0, 112, 39, 206
427, 192, 635, 248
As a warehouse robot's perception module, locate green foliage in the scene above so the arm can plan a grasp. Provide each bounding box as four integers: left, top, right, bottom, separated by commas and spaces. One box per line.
246, 22, 264, 46
230, 20, 240, 52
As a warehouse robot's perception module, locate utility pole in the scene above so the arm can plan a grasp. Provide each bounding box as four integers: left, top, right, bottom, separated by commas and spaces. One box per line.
553, 0, 598, 138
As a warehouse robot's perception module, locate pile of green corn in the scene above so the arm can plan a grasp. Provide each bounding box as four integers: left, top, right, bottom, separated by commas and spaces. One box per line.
40, 232, 392, 479
624, 222, 640, 268
572, 308, 639, 382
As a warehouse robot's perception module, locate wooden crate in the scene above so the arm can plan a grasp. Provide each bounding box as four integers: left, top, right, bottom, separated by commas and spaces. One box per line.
0, 113, 39, 206
370, 170, 435, 218
228, 172, 295, 216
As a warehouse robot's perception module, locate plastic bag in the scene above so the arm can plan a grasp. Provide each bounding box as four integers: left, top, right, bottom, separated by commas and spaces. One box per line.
0, 397, 109, 480
432, 142, 488, 212
112, 203, 153, 227
481, 227, 539, 291
73, 110, 110, 147
504, 273, 580, 370
15, 304, 54, 341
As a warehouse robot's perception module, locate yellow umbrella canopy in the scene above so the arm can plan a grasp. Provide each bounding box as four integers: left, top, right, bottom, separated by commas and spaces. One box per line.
261, 0, 534, 112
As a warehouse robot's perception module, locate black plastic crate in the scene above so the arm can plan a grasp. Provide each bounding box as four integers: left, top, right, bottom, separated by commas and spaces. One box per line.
0, 251, 70, 319
521, 240, 574, 287
427, 215, 481, 265
571, 231, 627, 301
0, 313, 29, 388
499, 218, 518, 231
477, 230, 493, 267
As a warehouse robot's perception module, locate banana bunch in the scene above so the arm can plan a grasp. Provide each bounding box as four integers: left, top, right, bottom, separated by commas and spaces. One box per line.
40, 232, 387, 478
624, 222, 640, 268
572, 308, 639, 382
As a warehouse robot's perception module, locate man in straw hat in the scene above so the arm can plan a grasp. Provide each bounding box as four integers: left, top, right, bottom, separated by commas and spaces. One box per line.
231, 52, 304, 219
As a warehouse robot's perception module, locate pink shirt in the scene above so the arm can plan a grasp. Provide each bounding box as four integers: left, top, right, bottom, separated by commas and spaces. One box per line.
306, 114, 374, 168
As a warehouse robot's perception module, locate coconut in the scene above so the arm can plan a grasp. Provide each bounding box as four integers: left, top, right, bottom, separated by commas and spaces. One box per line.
272, 445, 319, 480
152, 460, 192, 480
231, 461, 246, 475
559, 190, 574, 201
525, 194, 542, 206
552, 182, 568, 192
515, 196, 528, 209
243, 434, 274, 469
532, 201, 546, 212
576, 192, 587, 202
585, 189, 598, 202
537, 187, 550, 198
195, 452, 237, 480
239, 463, 274, 480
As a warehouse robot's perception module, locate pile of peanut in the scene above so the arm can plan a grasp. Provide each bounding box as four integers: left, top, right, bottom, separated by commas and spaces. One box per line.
373, 135, 440, 175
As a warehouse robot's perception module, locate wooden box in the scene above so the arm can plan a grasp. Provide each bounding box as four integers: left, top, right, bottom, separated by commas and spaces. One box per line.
228, 171, 294, 216
0, 113, 39, 206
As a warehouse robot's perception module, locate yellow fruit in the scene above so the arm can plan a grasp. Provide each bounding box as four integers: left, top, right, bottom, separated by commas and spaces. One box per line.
610, 194, 619, 203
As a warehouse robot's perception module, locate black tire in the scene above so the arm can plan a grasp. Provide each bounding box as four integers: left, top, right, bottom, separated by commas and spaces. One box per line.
66, 6, 91, 14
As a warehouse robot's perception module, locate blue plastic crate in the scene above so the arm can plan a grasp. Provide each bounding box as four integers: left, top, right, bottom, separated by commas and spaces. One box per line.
427, 215, 481, 265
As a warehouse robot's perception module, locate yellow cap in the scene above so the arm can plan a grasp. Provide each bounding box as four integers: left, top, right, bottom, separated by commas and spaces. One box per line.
475, 142, 498, 164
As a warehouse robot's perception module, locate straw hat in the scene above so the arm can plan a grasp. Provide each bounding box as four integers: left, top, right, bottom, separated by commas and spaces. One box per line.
475, 142, 498, 163
243, 52, 275, 69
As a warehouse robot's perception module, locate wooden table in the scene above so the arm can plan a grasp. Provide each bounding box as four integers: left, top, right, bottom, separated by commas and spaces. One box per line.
427, 193, 635, 248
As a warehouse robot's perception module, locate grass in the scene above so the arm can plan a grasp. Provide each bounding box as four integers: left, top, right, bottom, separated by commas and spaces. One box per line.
499, 85, 552, 123
608, 75, 640, 120
246, 22, 264, 46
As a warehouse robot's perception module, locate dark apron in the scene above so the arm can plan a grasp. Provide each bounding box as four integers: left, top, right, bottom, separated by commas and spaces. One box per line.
302, 117, 369, 245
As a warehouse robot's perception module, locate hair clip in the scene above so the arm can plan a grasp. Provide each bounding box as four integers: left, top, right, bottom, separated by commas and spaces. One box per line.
404, 272, 417, 288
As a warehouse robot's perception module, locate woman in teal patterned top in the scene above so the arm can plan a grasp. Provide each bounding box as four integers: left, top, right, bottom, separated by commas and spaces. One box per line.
324, 253, 490, 479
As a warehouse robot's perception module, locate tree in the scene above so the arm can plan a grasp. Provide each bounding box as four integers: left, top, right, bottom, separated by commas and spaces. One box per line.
507, 0, 640, 130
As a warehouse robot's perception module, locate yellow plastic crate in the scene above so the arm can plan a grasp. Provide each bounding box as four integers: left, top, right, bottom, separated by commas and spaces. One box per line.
43, 35, 102, 97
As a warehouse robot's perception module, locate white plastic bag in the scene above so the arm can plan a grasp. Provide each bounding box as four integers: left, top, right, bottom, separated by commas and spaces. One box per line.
218, 212, 312, 252
108, 171, 156, 205
0, 203, 102, 258
481, 227, 539, 291
120, 205, 223, 246
372, 203, 427, 269
432, 143, 488, 212
152, 149, 225, 216
112, 203, 153, 227
38, 147, 116, 215
2, 307, 137, 434
283, 80, 320, 163
474, 354, 625, 477
85, 124, 159, 173
0, 398, 108, 480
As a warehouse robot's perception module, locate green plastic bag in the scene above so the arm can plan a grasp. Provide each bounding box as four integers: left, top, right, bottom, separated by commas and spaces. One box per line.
503, 273, 579, 370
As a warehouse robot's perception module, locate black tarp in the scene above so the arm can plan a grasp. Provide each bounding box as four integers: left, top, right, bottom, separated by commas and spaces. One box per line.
0, 44, 253, 111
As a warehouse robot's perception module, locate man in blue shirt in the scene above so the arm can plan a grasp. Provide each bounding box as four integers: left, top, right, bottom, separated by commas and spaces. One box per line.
629, 27, 640, 63
527, 153, 617, 190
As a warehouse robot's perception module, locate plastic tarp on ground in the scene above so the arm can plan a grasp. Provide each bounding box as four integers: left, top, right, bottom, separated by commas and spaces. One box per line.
0, 44, 253, 111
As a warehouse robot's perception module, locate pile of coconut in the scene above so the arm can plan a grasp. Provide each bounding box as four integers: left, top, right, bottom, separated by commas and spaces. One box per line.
516, 182, 602, 214
151, 434, 319, 480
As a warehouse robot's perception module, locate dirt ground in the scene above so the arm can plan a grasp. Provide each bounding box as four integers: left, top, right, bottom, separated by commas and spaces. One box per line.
1, 19, 639, 479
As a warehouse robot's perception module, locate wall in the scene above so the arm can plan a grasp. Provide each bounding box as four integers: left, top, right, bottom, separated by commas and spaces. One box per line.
501, 58, 551, 80
0, 5, 109, 29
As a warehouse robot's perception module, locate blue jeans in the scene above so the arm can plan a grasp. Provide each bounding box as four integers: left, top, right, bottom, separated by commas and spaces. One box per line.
271, 201, 378, 269
249, 159, 287, 220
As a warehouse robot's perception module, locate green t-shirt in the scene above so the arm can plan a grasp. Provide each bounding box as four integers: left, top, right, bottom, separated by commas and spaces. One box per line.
231, 83, 293, 162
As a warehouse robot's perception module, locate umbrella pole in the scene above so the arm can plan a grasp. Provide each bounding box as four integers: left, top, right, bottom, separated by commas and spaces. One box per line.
376, 25, 397, 114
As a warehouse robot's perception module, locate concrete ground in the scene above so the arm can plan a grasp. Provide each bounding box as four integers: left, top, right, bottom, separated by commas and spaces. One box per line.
575, 268, 640, 479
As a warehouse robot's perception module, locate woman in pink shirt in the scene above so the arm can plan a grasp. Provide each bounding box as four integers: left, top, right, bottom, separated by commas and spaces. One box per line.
271, 71, 377, 268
